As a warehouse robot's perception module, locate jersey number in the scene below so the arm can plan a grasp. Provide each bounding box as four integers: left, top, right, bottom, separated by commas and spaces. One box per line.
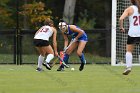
133, 16, 140, 26
38, 28, 49, 33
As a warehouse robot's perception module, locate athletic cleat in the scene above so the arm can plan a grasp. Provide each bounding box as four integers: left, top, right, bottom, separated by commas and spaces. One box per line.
36, 68, 43, 72
57, 66, 64, 71
122, 67, 131, 75
79, 63, 85, 71
42, 63, 51, 70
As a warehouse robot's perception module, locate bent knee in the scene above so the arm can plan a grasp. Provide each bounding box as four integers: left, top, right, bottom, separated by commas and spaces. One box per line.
66, 49, 72, 55
77, 51, 82, 56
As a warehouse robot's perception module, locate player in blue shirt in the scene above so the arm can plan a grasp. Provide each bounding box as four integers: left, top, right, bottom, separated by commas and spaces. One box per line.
57, 20, 88, 71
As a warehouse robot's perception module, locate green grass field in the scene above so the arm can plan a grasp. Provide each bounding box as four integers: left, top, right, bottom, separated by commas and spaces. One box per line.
0, 64, 140, 93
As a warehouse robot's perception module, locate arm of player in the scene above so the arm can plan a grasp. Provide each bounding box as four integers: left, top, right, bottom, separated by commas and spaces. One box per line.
52, 27, 58, 56
119, 7, 132, 32
62, 33, 69, 50
69, 25, 84, 41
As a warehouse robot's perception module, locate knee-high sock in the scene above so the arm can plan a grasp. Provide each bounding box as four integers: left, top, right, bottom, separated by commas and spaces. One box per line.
125, 52, 132, 68
60, 53, 69, 68
79, 53, 86, 64
45, 54, 54, 63
38, 55, 45, 68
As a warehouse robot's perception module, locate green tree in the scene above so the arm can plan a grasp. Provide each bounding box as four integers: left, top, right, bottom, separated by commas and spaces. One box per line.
20, 1, 52, 29
76, 9, 95, 30
0, 0, 15, 29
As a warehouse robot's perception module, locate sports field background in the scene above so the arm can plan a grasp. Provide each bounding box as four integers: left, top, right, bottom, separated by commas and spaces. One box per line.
0, 64, 140, 93
0, 53, 111, 64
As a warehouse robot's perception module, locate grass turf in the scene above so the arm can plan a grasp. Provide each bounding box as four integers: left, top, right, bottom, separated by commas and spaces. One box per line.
0, 64, 140, 93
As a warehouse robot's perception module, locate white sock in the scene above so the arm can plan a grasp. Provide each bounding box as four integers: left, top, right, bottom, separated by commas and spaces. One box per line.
38, 55, 45, 68
45, 54, 54, 63
125, 52, 132, 68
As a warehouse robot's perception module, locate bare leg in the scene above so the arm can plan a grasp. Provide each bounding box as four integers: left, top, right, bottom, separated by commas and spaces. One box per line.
77, 41, 87, 71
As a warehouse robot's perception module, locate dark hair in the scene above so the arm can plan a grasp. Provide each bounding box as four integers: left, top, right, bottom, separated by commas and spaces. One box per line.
131, 0, 136, 5
131, 0, 140, 13
59, 19, 65, 22
59, 19, 68, 25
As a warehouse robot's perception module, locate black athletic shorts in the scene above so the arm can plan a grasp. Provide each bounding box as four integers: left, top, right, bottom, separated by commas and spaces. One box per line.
127, 35, 140, 44
33, 39, 50, 47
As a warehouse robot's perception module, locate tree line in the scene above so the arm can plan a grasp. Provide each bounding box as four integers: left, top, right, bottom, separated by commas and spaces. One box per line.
0, 0, 111, 30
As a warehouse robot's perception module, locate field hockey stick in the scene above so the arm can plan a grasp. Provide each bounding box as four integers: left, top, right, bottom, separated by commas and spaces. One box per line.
57, 55, 70, 68
50, 57, 59, 68
64, 39, 76, 53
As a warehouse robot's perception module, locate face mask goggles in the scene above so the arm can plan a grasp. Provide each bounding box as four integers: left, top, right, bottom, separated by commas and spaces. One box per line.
58, 22, 67, 32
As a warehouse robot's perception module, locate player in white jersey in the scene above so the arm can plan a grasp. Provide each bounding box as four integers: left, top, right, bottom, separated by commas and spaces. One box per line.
34, 18, 58, 71
119, 0, 140, 75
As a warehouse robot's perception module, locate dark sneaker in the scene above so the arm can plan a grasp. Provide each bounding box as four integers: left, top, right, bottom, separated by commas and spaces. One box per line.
57, 66, 64, 71
42, 63, 51, 70
79, 63, 85, 71
36, 68, 43, 72
122, 67, 131, 75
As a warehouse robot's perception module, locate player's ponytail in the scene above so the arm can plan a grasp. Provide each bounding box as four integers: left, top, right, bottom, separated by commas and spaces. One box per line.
44, 18, 54, 26
131, 0, 136, 5
135, 0, 140, 13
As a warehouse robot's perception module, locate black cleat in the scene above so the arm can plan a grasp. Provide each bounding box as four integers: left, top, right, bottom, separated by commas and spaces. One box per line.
36, 68, 43, 72
42, 63, 51, 70
57, 66, 64, 71
79, 63, 85, 71
122, 67, 131, 75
